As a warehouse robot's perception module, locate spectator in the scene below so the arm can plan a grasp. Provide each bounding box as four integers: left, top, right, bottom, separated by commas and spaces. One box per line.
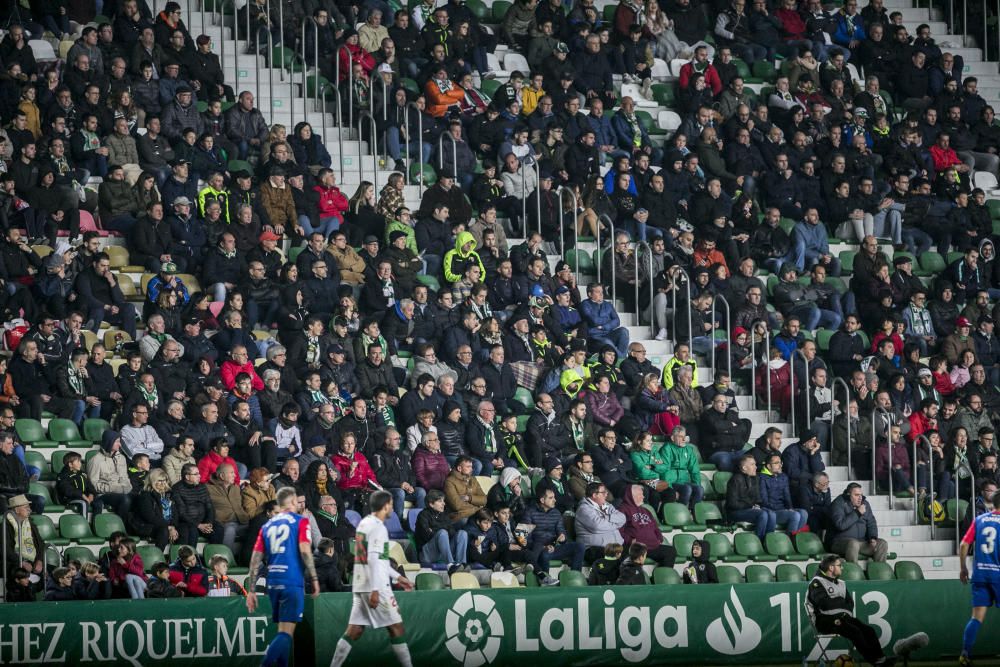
444, 456, 486, 523
168, 545, 208, 597
683, 539, 719, 583
55, 451, 103, 517
172, 463, 222, 548
206, 462, 250, 554
3, 494, 45, 581
759, 453, 811, 533
132, 469, 178, 550
796, 472, 833, 541
828, 482, 890, 562
725, 454, 776, 539
579, 283, 630, 357
120, 403, 166, 462
87, 431, 133, 517
371, 427, 426, 519
522, 488, 586, 585
415, 489, 469, 574
618, 483, 678, 565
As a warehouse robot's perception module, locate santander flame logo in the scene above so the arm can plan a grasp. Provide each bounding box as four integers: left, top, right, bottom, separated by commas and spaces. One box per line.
705, 587, 763, 655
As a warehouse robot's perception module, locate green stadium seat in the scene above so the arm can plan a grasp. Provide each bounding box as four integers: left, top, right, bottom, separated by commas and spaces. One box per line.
712, 471, 732, 497
650, 83, 676, 107
701, 473, 717, 500
795, 531, 826, 558
841, 562, 865, 581
866, 561, 895, 580
894, 560, 924, 580
416, 572, 444, 590
806, 563, 819, 578
16, 418, 57, 448
947, 250, 964, 265
559, 570, 587, 587
660, 503, 706, 531
415, 274, 440, 291
775, 564, 805, 582
28, 482, 64, 513
704, 532, 736, 562
58, 514, 104, 545
409, 162, 437, 187
693, 501, 723, 526
138, 545, 167, 572
988, 199, 1000, 220
671, 533, 696, 559
23, 450, 50, 480
64, 546, 98, 564
513, 387, 534, 409
94, 513, 128, 539
840, 250, 856, 275
466, 0, 489, 21
734, 533, 778, 562
169, 544, 192, 563
44, 545, 62, 570
491, 0, 512, 22
399, 77, 420, 96
945, 499, 969, 527
227, 160, 252, 175
653, 567, 681, 584
480, 79, 501, 98
204, 544, 249, 574
745, 564, 773, 583
716, 565, 744, 584
48, 419, 90, 447
752, 60, 777, 83
31, 514, 69, 546
602, 4, 616, 21
82, 418, 111, 443
766, 532, 809, 561
816, 328, 836, 351
566, 248, 596, 276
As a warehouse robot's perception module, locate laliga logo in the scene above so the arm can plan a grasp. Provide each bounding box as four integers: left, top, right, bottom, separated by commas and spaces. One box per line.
445, 592, 504, 667
705, 587, 763, 655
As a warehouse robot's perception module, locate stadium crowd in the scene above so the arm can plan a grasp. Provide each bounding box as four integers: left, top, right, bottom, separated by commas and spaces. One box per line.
0, 0, 999, 595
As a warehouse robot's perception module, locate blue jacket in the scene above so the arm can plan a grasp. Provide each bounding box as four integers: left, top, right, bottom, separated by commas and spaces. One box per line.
610, 113, 651, 153
781, 443, 825, 490
523, 504, 565, 547
793, 220, 829, 257
832, 12, 866, 46
758, 470, 794, 511
586, 114, 616, 149
579, 299, 621, 339
168, 214, 207, 261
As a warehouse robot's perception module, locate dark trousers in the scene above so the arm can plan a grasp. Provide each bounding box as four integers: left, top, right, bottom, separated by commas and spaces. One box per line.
234, 440, 278, 472
99, 492, 132, 518
468, 545, 514, 570
815, 614, 885, 665
176, 520, 224, 548
646, 544, 678, 567
527, 540, 586, 577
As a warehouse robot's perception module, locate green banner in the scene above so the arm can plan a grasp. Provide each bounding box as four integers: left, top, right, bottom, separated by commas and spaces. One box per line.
0, 597, 275, 665
305, 581, 993, 665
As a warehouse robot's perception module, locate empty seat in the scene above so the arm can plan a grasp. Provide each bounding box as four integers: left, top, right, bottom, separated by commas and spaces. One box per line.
775, 564, 805, 582
450, 572, 480, 589
48, 419, 90, 447
59, 514, 105, 545
745, 564, 773, 583
15, 418, 57, 448
31, 514, 69, 546
766, 532, 809, 561
415, 572, 444, 590
490, 571, 520, 588
716, 565, 744, 584
866, 561, 895, 581
559, 570, 588, 587
894, 560, 924, 581
734, 533, 778, 562
653, 567, 681, 584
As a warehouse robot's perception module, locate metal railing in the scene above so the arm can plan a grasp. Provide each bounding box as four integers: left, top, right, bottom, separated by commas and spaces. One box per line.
520, 159, 540, 235
404, 102, 424, 196
601, 215, 618, 305
831, 377, 851, 475
438, 131, 458, 181
556, 185, 578, 264
871, 406, 890, 496
789, 348, 796, 439
276, 0, 285, 79
956, 466, 975, 555
635, 241, 655, 339
319, 82, 344, 163
335, 44, 354, 134
358, 111, 379, 195
913, 434, 936, 538
668, 266, 693, 348
254, 17, 274, 124
711, 293, 731, 381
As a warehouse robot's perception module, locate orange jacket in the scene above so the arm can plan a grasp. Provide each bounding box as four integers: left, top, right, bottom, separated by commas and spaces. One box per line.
424, 80, 465, 118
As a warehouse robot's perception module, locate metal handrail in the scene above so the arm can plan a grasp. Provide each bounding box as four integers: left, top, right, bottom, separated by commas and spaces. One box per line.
887, 422, 894, 502
831, 377, 851, 475
913, 434, 935, 537
600, 215, 618, 305
556, 186, 578, 264
668, 266, 693, 348
335, 44, 354, 134
956, 466, 975, 555
711, 293, 731, 381
301, 17, 315, 128
265, 12, 273, 123
764, 328, 771, 419
438, 131, 458, 180
405, 102, 424, 195
216, 0, 224, 97
371, 68, 389, 127
277, 0, 285, 80
319, 82, 344, 164
789, 347, 796, 439
519, 158, 540, 235
803, 352, 810, 431
358, 111, 379, 194
871, 406, 890, 494
635, 241, 655, 339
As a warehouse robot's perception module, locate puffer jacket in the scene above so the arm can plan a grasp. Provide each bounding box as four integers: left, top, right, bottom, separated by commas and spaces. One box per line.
86, 435, 131, 495
412, 444, 450, 490
758, 469, 794, 511
162, 446, 196, 485
172, 478, 215, 524
206, 478, 249, 524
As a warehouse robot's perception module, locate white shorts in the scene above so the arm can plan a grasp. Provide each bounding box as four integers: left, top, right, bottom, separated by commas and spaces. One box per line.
348, 590, 403, 628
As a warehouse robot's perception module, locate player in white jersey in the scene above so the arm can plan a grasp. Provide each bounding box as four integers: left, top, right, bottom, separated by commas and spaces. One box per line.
330, 490, 414, 667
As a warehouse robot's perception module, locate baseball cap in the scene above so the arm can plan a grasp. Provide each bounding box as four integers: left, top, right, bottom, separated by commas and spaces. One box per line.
172, 195, 191, 206
259, 230, 281, 242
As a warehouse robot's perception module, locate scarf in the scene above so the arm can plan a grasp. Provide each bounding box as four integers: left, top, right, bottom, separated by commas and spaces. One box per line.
306, 335, 320, 365
842, 9, 856, 36
548, 476, 564, 495
68, 366, 85, 395
7, 514, 36, 562
316, 508, 339, 524
433, 77, 453, 94
361, 333, 386, 356
622, 112, 643, 148
138, 383, 159, 410
317, 478, 328, 495
570, 418, 585, 450
221, 247, 236, 259
477, 416, 496, 453
159, 494, 173, 521
531, 336, 551, 359
309, 388, 330, 405
470, 300, 492, 320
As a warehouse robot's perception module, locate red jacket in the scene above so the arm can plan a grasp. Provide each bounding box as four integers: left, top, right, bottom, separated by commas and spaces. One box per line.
337, 43, 375, 81
930, 144, 963, 172
332, 451, 377, 490
168, 561, 208, 596
313, 185, 349, 221
679, 62, 723, 96
108, 554, 145, 584
907, 411, 935, 443
412, 445, 450, 491
198, 450, 242, 485
774, 8, 807, 39
220, 360, 264, 391
933, 370, 956, 396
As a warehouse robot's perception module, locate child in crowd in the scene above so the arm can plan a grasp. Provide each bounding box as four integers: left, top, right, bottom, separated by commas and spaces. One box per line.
499, 413, 530, 470
54, 451, 103, 515
588, 543, 624, 585
205, 555, 247, 597
146, 562, 182, 598
465, 508, 512, 572
683, 539, 718, 584
8, 567, 36, 602
129, 453, 151, 494
616, 543, 648, 585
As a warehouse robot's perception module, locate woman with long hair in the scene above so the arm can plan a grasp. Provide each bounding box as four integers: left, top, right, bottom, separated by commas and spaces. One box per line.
343, 181, 383, 246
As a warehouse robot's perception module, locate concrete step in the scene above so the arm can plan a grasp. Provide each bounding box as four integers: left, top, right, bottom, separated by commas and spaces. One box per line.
964, 61, 1000, 75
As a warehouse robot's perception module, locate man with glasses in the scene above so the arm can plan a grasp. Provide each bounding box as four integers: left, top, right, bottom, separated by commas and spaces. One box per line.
121, 404, 166, 461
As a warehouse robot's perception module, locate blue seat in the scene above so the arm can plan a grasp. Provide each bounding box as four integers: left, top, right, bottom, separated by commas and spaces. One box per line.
345, 510, 363, 527
385, 511, 406, 539
407, 508, 422, 534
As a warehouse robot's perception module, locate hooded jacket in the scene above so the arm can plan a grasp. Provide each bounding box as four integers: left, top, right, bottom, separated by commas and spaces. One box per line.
442, 231, 487, 285
683, 539, 718, 583
86, 431, 132, 495
618, 484, 665, 548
